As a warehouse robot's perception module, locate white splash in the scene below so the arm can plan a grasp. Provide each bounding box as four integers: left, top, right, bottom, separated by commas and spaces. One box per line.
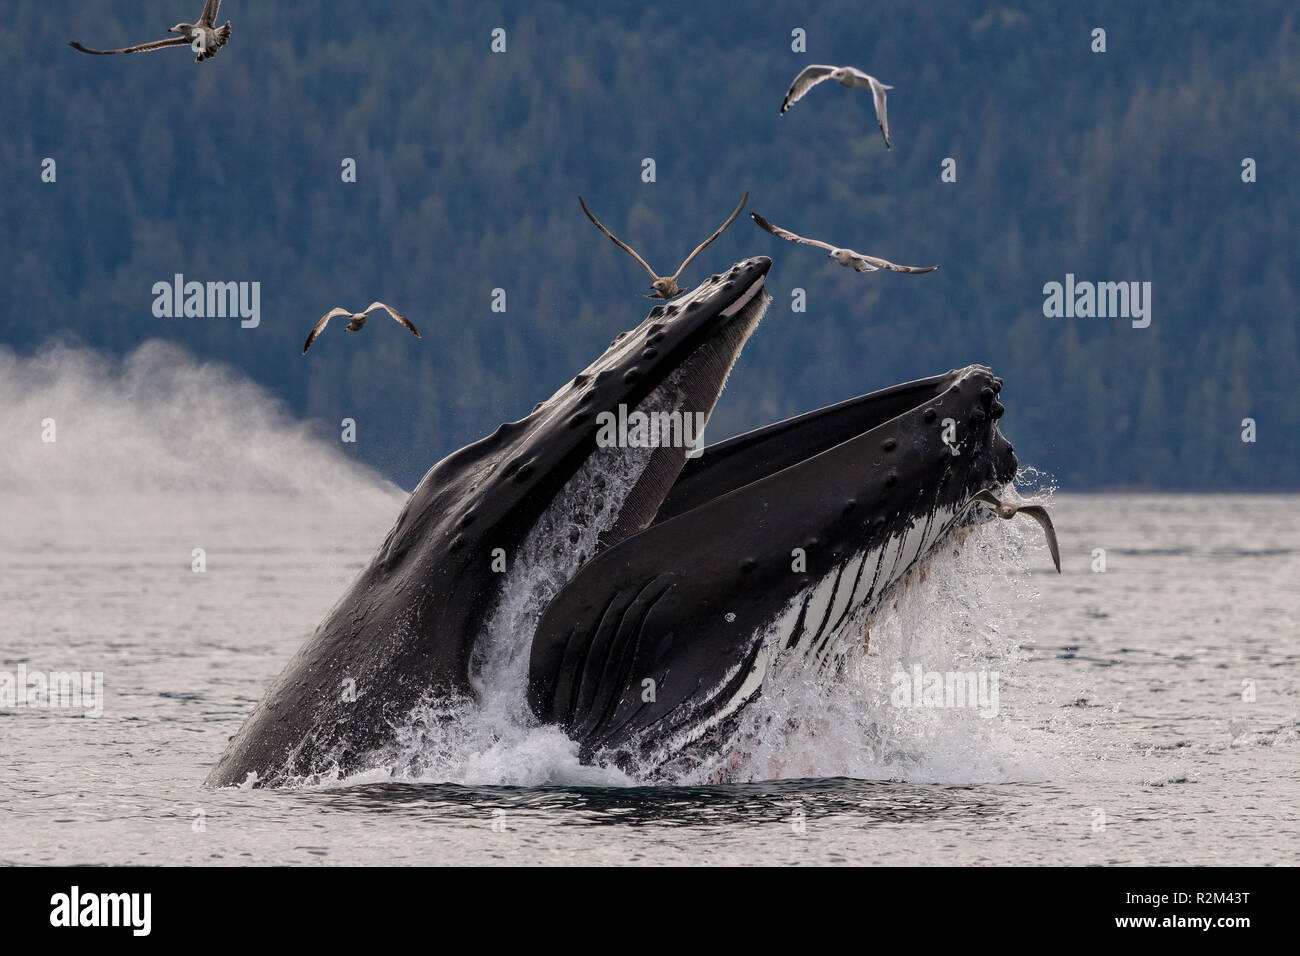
709, 478, 1067, 786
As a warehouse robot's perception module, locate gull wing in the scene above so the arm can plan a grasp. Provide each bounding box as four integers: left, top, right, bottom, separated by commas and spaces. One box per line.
199, 0, 223, 27
70, 37, 190, 55
670, 192, 748, 281
780, 64, 837, 114
749, 212, 837, 252
302, 308, 350, 354
840, 67, 875, 86
579, 196, 660, 281
1017, 505, 1062, 573
870, 78, 891, 149
963, 488, 1003, 512
853, 251, 939, 274
366, 302, 421, 338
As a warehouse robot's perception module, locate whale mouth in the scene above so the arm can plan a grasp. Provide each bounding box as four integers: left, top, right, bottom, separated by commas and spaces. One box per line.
528, 361, 1020, 776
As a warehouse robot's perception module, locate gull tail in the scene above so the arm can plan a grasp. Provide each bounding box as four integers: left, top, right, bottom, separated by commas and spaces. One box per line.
197, 21, 231, 61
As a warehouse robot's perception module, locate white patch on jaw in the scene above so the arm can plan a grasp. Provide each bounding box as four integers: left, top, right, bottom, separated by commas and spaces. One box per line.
825, 552, 864, 634
719, 276, 765, 317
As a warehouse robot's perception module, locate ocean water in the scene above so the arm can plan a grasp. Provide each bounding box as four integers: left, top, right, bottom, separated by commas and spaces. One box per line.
0, 344, 1296, 865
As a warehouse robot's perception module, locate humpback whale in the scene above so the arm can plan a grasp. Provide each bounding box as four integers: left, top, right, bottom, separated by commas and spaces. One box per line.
207, 255, 1023, 787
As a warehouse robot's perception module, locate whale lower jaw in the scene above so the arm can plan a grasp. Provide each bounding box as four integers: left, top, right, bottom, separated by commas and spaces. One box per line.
594, 498, 979, 781
527, 361, 1018, 777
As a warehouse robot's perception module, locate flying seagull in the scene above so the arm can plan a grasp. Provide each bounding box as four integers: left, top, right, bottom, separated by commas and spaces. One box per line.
961, 489, 1061, 573
750, 213, 939, 274
780, 65, 893, 149
579, 192, 748, 299
302, 303, 421, 355
70, 1, 231, 62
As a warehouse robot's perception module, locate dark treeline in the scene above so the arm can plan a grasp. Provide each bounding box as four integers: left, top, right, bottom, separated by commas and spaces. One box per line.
2, 0, 1297, 489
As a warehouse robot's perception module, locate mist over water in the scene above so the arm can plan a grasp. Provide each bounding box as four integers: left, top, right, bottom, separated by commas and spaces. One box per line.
0, 340, 398, 498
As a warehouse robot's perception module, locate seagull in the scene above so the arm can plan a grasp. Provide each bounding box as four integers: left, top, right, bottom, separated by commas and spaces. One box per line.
70, 1, 231, 62
579, 192, 748, 299
780, 65, 894, 149
302, 303, 421, 355
750, 213, 939, 274
961, 489, 1061, 573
